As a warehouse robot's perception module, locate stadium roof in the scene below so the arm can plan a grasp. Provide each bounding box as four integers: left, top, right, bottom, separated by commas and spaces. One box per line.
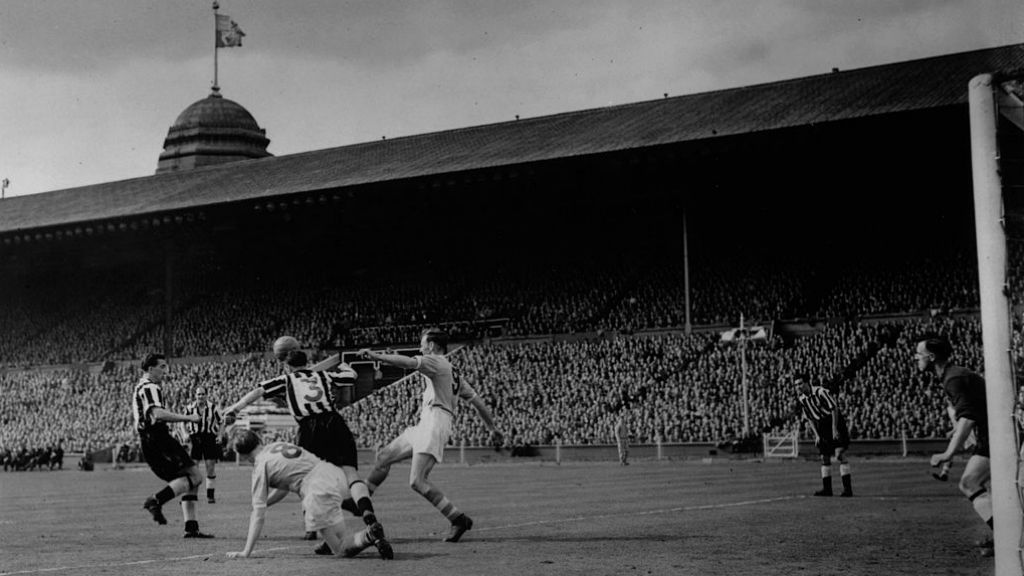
1, 43, 1022, 235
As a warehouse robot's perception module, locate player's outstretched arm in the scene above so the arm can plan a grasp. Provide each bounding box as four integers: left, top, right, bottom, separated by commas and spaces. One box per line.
360, 348, 418, 368
359, 348, 418, 369
227, 507, 266, 559
224, 387, 265, 421
150, 407, 200, 424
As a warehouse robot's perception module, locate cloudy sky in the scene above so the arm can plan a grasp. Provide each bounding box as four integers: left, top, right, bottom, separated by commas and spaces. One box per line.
0, 0, 1021, 197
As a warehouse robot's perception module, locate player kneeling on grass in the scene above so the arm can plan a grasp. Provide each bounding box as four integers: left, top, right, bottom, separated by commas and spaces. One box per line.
226, 428, 393, 560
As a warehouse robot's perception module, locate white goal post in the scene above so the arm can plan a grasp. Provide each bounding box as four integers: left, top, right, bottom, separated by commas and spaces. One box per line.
969, 72, 1023, 576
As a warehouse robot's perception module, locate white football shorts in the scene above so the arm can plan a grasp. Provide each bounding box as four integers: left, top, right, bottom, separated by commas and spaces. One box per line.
400, 407, 454, 462
300, 461, 347, 532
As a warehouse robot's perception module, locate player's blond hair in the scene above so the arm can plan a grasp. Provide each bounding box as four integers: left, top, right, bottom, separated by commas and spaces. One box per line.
231, 428, 261, 455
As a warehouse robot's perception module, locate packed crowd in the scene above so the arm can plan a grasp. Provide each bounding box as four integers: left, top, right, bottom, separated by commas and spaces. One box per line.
3, 312, 997, 459
3, 241, 1012, 368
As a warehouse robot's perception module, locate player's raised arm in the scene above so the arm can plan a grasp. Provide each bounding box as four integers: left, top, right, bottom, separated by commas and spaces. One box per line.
223, 386, 266, 423
359, 348, 418, 370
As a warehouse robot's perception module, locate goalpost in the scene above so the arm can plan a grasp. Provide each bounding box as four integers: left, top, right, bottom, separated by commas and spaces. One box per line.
969, 72, 1024, 576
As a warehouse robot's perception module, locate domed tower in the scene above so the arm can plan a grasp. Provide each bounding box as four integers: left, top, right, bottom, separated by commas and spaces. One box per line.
156, 87, 271, 173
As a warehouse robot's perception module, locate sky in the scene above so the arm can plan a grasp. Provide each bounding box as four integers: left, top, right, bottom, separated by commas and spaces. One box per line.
0, 0, 1021, 198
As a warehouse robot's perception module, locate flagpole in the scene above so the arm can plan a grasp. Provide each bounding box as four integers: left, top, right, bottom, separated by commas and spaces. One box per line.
212, 1, 220, 93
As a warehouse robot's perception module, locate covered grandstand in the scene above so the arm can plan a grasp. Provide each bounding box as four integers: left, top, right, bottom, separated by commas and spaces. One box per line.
1, 43, 1022, 458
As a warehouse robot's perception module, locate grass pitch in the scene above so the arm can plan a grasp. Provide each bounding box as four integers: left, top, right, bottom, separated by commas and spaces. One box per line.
0, 457, 995, 576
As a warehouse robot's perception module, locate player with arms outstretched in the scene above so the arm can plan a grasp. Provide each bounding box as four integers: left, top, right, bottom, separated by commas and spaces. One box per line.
358, 328, 502, 542
226, 429, 390, 559
224, 346, 392, 558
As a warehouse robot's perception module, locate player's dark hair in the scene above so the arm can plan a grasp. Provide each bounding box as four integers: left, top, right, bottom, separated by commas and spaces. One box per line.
920, 336, 953, 362
285, 349, 308, 368
421, 328, 449, 352
231, 429, 261, 456
141, 353, 165, 372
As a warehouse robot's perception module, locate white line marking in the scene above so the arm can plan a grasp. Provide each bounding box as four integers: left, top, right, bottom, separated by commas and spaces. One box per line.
2, 496, 799, 575
0, 546, 303, 575
475, 495, 802, 531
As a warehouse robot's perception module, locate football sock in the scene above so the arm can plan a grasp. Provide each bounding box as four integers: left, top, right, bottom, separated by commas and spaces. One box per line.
348, 480, 378, 525
969, 488, 994, 526
341, 498, 362, 516
184, 520, 200, 533
840, 464, 852, 492
428, 492, 463, 522
206, 476, 216, 491
355, 527, 374, 548
181, 494, 198, 523
155, 486, 176, 506
820, 469, 833, 494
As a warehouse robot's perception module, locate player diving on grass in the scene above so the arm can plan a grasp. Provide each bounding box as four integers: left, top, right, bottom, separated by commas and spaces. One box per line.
356, 328, 502, 542
223, 339, 392, 558
225, 428, 391, 559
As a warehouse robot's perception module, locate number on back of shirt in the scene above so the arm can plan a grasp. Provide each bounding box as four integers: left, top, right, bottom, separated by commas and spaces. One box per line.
269, 443, 302, 459
292, 373, 325, 403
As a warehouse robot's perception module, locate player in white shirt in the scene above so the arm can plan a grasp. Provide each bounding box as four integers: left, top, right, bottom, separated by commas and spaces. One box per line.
358, 328, 502, 543
225, 429, 392, 560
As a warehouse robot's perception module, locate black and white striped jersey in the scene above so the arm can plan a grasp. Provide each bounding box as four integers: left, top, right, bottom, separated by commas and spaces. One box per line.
260, 364, 356, 421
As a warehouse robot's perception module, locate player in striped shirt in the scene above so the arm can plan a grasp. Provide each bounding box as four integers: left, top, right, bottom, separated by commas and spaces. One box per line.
793, 373, 853, 497
133, 353, 214, 538
225, 429, 391, 560
183, 386, 223, 504
358, 328, 502, 543
224, 349, 392, 559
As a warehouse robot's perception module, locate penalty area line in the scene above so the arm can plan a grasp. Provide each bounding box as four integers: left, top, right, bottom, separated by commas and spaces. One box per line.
0, 545, 304, 576
474, 495, 802, 532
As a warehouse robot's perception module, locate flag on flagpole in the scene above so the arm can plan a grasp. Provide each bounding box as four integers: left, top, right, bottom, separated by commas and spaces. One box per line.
215, 14, 245, 48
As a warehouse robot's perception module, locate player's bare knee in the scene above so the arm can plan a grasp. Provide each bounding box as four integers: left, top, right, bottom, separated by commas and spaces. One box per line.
959, 473, 983, 496
409, 476, 430, 494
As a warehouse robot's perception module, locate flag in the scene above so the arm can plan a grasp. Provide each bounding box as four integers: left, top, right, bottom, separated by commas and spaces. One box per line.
216, 14, 245, 48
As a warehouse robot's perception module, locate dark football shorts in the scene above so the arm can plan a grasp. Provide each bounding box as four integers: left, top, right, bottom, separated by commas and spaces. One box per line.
298, 411, 358, 468
140, 425, 196, 482
189, 433, 223, 462
815, 414, 850, 455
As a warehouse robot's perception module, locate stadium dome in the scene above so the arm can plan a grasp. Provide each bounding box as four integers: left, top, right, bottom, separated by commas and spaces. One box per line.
156, 87, 272, 173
